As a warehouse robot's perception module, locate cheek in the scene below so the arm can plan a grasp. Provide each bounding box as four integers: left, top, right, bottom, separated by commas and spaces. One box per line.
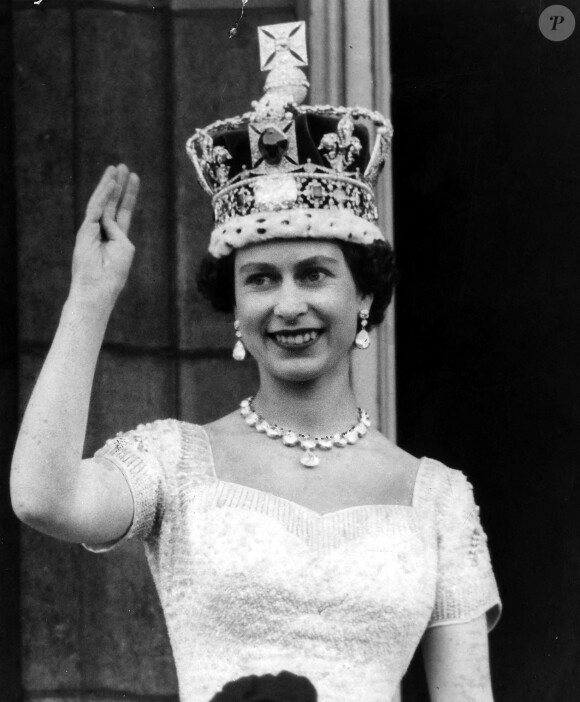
326, 286, 360, 323
334, 309, 358, 340
235, 295, 267, 335
338, 301, 363, 342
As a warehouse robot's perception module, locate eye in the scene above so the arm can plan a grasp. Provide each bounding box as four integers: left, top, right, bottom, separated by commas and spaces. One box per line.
245, 273, 274, 287
300, 267, 329, 284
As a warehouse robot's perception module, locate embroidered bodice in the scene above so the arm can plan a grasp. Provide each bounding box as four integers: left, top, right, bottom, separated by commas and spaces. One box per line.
87, 420, 501, 702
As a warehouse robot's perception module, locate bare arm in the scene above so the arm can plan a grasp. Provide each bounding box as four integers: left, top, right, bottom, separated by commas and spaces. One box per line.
11, 165, 140, 544
423, 614, 494, 702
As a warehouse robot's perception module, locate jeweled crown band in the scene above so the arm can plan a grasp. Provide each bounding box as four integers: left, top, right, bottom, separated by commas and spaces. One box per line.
213, 168, 378, 225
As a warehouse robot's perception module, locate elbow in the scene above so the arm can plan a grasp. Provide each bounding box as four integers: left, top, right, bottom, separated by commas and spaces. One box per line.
11, 489, 72, 536
10, 480, 47, 529
11, 502, 50, 531
10, 463, 65, 531
10, 462, 31, 523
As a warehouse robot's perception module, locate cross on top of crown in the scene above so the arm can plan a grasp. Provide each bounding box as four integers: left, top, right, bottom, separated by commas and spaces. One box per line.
258, 21, 308, 72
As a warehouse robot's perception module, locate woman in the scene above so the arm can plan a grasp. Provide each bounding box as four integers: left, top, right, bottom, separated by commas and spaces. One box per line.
10, 20, 500, 702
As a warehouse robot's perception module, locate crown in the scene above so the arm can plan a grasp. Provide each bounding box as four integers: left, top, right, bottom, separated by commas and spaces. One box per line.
186, 21, 393, 258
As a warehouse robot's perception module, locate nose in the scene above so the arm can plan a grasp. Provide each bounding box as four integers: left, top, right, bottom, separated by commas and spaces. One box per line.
273, 280, 308, 323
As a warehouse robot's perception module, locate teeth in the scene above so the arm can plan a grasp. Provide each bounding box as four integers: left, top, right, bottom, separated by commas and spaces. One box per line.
274, 330, 319, 345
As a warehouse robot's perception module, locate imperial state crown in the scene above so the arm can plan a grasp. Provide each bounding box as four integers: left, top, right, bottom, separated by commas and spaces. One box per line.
186, 21, 393, 258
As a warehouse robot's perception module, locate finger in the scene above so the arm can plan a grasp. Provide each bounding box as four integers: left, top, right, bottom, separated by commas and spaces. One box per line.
86, 176, 116, 223
103, 180, 123, 227
116, 173, 140, 235
85, 166, 118, 222
115, 163, 130, 204
103, 164, 129, 218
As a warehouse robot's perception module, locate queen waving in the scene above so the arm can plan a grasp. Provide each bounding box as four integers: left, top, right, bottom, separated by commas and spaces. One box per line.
11, 21, 500, 702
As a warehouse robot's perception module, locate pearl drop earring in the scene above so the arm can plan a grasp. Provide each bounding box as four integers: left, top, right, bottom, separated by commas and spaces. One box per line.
354, 310, 370, 349
232, 320, 246, 361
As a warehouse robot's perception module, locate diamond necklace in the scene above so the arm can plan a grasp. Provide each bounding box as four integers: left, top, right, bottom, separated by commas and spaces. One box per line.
239, 396, 371, 468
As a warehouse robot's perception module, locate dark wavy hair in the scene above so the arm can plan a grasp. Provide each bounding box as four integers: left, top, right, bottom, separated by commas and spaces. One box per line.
197, 239, 397, 330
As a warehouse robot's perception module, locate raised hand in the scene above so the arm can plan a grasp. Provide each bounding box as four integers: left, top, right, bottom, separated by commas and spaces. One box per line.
71, 164, 140, 311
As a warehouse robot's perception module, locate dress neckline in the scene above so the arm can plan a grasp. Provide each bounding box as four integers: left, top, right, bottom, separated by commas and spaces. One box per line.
197, 424, 428, 518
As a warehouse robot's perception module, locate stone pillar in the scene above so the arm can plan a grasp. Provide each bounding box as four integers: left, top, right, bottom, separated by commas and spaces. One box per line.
302, 0, 397, 443
301, 3, 399, 699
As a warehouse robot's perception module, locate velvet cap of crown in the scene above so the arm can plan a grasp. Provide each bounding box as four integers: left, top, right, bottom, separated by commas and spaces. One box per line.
186, 21, 393, 258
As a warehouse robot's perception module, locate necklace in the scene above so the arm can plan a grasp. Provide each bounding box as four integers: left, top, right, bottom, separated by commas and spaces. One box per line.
239, 396, 371, 468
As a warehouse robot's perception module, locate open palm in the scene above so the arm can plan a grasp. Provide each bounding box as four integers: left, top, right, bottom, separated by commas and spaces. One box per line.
71, 164, 140, 309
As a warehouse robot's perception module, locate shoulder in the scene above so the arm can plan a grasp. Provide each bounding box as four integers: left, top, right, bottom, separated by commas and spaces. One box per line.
202, 410, 256, 479
413, 456, 478, 516
98, 418, 180, 457
420, 457, 469, 487
204, 409, 247, 440
358, 431, 422, 505
98, 418, 212, 471
365, 429, 420, 472
203, 410, 251, 458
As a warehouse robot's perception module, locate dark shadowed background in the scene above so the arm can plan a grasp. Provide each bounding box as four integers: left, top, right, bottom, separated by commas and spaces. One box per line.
392, 2, 580, 700
1, 1, 579, 701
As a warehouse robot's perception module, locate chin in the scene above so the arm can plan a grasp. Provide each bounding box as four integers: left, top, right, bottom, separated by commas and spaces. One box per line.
275, 367, 323, 384
260, 354, 347, 385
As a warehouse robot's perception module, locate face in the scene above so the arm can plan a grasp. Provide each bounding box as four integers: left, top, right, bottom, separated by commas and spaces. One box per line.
234, 240, 372, 384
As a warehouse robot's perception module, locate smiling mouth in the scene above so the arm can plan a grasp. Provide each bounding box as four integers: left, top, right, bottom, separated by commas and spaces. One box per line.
269, 329, 322, 347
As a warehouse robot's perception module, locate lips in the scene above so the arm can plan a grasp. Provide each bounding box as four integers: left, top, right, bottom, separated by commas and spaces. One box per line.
268, 329, 322, 348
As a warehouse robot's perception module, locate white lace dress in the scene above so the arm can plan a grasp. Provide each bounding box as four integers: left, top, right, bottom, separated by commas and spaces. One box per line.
87, 420, 501, 702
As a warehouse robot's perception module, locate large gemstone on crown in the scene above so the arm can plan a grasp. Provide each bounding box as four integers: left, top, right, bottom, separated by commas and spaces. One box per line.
258, 126, 289, 165
254, 174, 298, 210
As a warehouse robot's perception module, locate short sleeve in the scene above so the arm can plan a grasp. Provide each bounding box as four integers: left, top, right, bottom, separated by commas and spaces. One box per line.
428, 469, 502, 631
84, 419, 181, 553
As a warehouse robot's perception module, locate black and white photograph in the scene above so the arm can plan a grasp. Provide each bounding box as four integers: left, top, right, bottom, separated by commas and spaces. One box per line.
1, 1, 579, 701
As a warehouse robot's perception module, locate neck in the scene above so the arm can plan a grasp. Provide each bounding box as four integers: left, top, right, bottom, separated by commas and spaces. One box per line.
253, 367, 361, 437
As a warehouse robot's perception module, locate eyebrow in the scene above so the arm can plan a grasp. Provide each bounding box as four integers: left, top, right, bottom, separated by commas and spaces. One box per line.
237, 255, 340, 275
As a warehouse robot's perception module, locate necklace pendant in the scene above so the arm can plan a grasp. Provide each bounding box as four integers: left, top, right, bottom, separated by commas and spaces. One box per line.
300, 449, 320, 468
